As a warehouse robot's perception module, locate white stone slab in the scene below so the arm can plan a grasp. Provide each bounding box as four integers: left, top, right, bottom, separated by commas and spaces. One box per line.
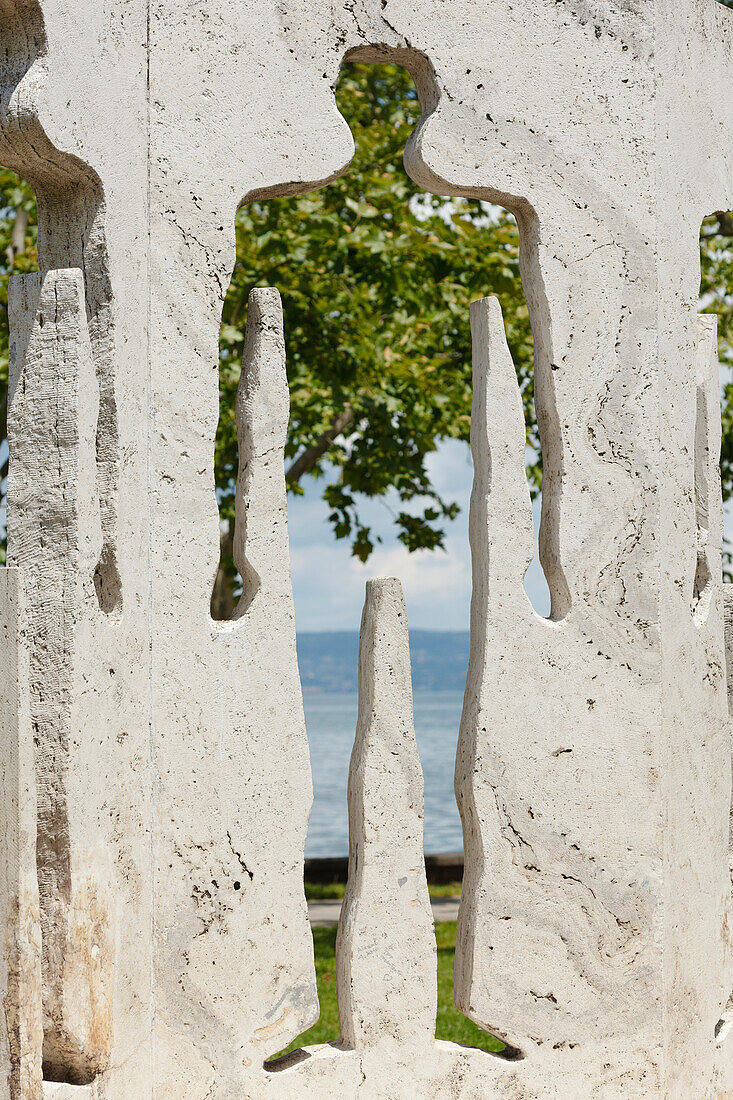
0, 1, 730, 1096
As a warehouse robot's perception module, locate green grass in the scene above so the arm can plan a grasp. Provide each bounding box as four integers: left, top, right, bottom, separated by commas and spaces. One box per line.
268, 921, 503, 1061
304, 881, 346, 900
304, 881, 462, 900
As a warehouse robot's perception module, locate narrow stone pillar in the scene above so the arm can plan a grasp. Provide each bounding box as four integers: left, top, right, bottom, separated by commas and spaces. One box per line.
0, 569, 42, 1099
6, 270, 112, 1087
336, 576, 436, 1052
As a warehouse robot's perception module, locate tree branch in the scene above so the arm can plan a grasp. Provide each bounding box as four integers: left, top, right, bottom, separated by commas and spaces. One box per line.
229, 288, 249, 329
1, 393, 7, 495
714, 210, 733, 237
286, 405, 355, 485
5, 207, 28, 266
210, 526, 235, 622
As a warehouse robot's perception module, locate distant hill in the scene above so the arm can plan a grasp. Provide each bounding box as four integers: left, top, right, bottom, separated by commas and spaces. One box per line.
296, 630, 470, 693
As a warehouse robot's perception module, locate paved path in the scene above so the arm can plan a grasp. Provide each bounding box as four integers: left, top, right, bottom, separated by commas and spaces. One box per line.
308, 896, 461, 927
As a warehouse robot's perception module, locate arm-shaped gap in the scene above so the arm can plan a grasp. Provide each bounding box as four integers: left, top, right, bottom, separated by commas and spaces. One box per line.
212, 287, 293, 624
693, 315, 723, 622
468, 295, 555, 622
514, 218, 572, 623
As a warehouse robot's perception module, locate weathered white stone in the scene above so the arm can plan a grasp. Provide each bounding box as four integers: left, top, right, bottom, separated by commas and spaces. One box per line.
455, 294, 732, 1098
0, 568, 42, 1099
7, 268, 111, 1089
0, 1, 730, 1096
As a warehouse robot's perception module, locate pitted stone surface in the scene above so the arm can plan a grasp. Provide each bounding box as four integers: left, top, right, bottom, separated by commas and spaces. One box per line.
0, 1, 729, 1097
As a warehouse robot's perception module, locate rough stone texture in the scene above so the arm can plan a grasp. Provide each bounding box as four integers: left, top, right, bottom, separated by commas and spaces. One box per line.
0, 569, 42, 1099
0, 0, 729, 1097
456, 296, 730, 1097
7, 269, 111, 1088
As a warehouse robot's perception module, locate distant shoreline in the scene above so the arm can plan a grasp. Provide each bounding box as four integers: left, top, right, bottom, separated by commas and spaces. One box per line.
300, 684, 466, 694
297, 629, 470, 694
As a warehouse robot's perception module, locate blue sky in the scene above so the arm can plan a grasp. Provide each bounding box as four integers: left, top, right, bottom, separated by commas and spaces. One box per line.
288, 438, 551, 632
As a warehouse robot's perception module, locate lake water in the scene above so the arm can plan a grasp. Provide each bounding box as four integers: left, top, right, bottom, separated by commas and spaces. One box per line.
304, 689, 465, 857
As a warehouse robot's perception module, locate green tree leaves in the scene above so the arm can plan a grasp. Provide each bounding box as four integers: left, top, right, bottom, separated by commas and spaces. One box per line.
0, 168, 38, 564
219, 63, 534, 560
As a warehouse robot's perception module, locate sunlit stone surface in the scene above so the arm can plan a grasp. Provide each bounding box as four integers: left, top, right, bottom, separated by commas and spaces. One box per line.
0, 1, 731, 1096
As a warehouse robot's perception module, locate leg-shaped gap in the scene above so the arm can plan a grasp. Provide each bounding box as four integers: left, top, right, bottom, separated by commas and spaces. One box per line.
264, 578, 508, 1069
0, 0, 122, 609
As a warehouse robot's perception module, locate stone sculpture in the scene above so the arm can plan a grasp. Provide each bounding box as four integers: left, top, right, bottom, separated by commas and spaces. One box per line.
0, 0, 731, 1096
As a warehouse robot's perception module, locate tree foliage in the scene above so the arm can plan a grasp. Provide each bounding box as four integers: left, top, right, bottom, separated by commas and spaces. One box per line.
0, 60, 731, 571
0, 171, 38, 564
219, 64, 533, 563
703, 209, 733, 501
